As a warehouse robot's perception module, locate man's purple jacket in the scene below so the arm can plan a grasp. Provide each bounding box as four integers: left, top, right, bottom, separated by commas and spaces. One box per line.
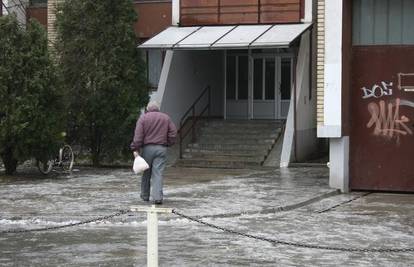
130, 106, 177, 151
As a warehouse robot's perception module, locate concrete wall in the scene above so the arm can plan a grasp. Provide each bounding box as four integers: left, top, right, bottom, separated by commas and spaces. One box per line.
153, 50, 224, 126
295, 31, 318, 161
320, 0, 349, 192
281, 30, 318, 165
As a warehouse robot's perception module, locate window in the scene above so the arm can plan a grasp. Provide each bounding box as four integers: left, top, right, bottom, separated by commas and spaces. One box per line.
281, 59, 291, 100
226, 56, 236, 99
30, 0, 47, 6
265, 58, 275, 100
353, 0, 414, 45
253, 58, 263, 100
226, 52, 248, 100
238, 56, 248, 100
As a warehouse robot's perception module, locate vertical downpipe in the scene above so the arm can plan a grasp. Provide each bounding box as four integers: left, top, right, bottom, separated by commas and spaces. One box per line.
248, 49, 253, 119
146, 51, 150, 93
293, 54, 298, 162
224, 50, 227, 120
191, 108, 195, 142
208, 86, 211, 118
179, 128, 182, 159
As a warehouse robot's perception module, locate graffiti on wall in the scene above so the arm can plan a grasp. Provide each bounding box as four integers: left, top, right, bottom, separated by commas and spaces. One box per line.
361, 82, 393, 99
362, 78, 414, 143
366, 98, 412, 139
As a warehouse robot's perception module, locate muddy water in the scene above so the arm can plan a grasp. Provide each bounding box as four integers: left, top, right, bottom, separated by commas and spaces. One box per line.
0, 167, 413, 266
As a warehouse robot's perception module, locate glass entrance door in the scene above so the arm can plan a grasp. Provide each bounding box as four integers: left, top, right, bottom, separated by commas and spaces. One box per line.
225, 51, 292, 120
252, 57, 278, 119
252, 56, 292, 119
225, 53, 249, 119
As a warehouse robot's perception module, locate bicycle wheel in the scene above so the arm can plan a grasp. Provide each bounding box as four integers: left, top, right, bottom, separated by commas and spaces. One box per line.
37, 159, 54, 175
61, 145, 74, 172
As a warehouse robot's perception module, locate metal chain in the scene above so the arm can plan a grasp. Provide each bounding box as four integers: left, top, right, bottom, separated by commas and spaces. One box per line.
0, 209, 131, 234
172, 209, 414, 253
317, 192, 372, 213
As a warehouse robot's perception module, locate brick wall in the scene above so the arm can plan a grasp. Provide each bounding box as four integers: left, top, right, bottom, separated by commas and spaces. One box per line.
47, 0, 64, 45
316, 0, 324, 126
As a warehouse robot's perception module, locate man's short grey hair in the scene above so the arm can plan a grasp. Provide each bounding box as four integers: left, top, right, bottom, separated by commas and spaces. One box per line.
147, 101, 160, 111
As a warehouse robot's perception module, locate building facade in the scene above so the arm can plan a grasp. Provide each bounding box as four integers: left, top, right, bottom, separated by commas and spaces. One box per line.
320, 0, 414, 192
142, 0, 319, 167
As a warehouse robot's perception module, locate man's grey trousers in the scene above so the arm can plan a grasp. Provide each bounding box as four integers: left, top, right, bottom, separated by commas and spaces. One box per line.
140, 145, 167, 202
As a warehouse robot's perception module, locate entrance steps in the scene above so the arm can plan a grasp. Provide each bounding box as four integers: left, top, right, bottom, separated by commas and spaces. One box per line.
175, 119, 284, 168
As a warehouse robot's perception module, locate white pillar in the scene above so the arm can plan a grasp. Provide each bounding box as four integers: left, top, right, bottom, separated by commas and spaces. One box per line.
131, 205, 173, 267
303, 0, 313, 23
172, 0, 180, 26
329, 137, 349, 193
317, 0, 343, 138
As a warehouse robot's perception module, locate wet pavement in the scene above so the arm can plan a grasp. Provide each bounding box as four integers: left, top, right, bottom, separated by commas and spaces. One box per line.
0, 166, 414, 266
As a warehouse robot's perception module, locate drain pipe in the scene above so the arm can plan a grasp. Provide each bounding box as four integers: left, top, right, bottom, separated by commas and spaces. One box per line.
293, 53, 298, 162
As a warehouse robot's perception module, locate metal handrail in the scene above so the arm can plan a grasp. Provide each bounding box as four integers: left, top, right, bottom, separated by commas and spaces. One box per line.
179, 86, 211, 159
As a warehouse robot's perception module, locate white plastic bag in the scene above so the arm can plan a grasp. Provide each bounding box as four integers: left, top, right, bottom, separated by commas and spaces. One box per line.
133, 155, 149, 174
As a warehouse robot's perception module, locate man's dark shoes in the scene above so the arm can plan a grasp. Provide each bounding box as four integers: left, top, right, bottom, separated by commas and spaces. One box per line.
153, 200, 163, 205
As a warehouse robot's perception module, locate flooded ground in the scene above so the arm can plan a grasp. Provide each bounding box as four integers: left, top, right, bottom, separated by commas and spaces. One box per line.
0, 166, 413, 266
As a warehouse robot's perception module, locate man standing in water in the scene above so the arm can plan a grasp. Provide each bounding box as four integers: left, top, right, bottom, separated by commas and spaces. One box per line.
131, 101, 177, 205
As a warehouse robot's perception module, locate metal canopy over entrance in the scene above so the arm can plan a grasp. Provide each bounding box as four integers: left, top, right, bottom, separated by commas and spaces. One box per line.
139, 23, 312, 50
140, 23, 311, 121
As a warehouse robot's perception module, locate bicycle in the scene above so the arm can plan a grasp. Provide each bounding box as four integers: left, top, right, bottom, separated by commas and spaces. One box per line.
36, 145, 74, 175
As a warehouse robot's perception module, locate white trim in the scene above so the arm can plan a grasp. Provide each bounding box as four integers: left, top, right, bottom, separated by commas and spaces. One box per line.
172, 0, 180, 26
302, 0, 313, 23
323, 0, 343, 137
317, 125, 342, 138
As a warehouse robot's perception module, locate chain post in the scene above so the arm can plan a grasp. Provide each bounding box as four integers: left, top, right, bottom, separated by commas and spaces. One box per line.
131, 205, 173, 267
148, 208, 158, 267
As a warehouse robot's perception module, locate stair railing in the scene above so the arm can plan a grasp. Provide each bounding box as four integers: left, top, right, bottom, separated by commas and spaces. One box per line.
179, 85, 211, 159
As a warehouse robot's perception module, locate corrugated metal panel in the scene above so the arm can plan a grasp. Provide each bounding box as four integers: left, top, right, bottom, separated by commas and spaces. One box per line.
402, 0, 414, 44
353, 0, 414, 45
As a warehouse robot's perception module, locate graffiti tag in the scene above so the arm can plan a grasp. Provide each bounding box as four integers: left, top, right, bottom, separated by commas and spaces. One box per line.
361, 82, 393, 99
366, 98, 413, 142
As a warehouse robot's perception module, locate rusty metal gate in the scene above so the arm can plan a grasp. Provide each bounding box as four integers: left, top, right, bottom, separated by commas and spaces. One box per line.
350, 46, 414, 191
